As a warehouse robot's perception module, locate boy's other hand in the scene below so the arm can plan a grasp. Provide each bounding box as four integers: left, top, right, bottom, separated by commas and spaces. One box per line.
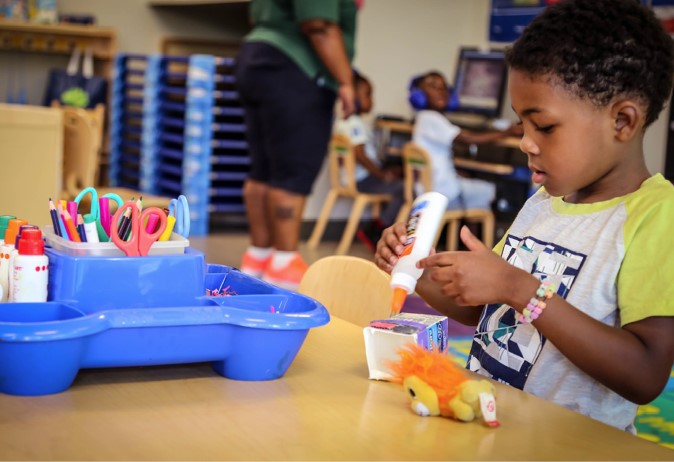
416, 226, 511, 306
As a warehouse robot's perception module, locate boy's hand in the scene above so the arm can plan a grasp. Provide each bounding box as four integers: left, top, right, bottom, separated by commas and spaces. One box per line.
374, 222, 408, 273
416, 226, 511, 306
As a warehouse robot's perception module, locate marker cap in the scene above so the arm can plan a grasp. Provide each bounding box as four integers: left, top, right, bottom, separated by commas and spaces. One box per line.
4, 219, 28, 245
17, 228, 44, 256
0, 215, 17, 239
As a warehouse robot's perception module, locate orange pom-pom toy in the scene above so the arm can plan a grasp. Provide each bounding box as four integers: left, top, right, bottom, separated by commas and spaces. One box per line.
388, 343, 499, 426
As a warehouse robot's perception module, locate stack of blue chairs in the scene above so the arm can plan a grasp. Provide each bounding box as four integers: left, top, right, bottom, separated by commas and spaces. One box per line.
109, 54, 148, 189
109, 53, 250, 236
141, 55, 191, 197
183, 54, 249, 236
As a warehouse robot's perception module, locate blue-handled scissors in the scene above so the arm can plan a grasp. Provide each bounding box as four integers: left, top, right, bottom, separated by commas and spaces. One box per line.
110, 202, 167, 256
169, 195, 190, 238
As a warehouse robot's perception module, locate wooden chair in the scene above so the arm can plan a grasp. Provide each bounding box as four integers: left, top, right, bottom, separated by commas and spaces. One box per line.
399, 142, 495, 251
298, 255, 393, 327
307, 133, 392, 255
57, 103, 171, 209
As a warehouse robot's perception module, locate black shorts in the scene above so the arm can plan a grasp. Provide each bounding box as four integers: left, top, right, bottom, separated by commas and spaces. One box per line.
235, 41, 337, 195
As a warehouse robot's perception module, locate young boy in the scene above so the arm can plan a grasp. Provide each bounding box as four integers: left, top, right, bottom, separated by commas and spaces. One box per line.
375, 0, 674, 433
412, 71, 519, 210
335, 71, 404, 250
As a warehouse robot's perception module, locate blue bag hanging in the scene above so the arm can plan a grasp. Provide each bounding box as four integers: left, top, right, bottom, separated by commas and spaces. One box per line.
43, 47, 108, 109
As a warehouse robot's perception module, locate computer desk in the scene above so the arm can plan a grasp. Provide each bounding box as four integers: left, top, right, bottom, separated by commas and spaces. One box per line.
0, 315, 671, 460
374, 118, 522, 175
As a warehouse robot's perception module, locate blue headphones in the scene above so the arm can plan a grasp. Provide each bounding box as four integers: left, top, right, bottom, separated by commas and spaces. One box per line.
407, 73, 457, 111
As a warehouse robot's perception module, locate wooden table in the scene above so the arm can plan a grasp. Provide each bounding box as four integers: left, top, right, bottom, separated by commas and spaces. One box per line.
0, 316, 671, 461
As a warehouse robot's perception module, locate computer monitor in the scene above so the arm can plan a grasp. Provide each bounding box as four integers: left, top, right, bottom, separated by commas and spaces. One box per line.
450, 47, 508, 119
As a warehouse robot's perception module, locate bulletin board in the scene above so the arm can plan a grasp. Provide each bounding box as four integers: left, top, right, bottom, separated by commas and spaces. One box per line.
489, 0, 674, 43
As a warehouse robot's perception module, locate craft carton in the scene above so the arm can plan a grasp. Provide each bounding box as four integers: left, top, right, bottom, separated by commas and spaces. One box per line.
363, 312, 449, 380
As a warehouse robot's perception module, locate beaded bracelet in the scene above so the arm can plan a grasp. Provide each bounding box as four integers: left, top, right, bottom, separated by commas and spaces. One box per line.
518, 279, 556, 324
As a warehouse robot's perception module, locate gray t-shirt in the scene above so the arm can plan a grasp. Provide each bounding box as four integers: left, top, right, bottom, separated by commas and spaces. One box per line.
467, 174, 674, 433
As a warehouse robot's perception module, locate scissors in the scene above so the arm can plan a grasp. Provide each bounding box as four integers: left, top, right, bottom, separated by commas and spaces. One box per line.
74, 187, 124, 221
169, 195, 190, 238
110, 202, 167, 256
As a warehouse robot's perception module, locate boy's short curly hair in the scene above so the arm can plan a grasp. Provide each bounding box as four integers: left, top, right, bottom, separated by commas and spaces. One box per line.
506, 0, 674, 127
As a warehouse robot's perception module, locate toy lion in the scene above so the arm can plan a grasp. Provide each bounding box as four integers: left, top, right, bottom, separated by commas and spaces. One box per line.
388, 343, 499, 426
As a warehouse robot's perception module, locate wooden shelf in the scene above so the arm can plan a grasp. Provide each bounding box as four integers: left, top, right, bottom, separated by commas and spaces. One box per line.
0, 19, 116, 60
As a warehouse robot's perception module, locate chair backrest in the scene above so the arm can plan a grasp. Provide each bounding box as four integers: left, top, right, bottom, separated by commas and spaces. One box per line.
62, 108, 100, 199
298, 255, 393, 327
53, 102, 105, 191
401, 141, 434, 205
327, 133, 359, 196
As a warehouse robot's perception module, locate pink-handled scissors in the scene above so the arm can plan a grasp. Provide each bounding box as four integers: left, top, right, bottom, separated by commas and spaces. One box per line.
110, 202, 167, 256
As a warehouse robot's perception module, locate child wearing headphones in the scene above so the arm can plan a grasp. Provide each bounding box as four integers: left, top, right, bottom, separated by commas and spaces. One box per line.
334, 71, 404, 250
375, 0, 674, 433
411, 70, 518, 210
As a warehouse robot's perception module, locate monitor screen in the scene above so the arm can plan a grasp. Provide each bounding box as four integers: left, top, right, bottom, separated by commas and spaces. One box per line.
450, 48, 508, 119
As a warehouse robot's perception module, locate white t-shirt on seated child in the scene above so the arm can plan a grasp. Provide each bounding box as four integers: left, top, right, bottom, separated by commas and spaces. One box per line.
334, 114, 378, 182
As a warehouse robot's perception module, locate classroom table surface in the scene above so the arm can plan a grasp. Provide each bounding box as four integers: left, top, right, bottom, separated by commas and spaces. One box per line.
0, 316, 671, 461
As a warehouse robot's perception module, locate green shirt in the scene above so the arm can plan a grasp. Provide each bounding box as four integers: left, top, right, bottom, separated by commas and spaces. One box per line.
245, 0, 357, 90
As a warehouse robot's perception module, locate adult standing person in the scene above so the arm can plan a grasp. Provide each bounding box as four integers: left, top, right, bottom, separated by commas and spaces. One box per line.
236, 0, 359, 290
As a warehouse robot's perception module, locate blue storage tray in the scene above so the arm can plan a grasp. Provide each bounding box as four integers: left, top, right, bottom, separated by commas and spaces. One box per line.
0, 249, 329, 396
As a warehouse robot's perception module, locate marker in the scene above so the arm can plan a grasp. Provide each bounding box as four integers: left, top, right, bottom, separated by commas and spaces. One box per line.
159, 215, 176, 241
145, 212, 160, 233
99, 196, 111, 235
83, 214, 100, 243
67, 201, 78, 223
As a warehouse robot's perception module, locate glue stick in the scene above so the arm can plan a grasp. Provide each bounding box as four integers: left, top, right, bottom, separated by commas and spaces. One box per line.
390, 192, 448, 315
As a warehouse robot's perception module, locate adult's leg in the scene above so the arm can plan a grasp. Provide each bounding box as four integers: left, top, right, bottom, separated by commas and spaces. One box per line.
243, 179, 272, 248
268, 186, 307, 251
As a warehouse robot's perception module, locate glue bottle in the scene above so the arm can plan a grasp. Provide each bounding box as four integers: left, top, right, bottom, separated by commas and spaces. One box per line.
0, 218, 28, 302
390, 192, 448, 315
11, 228, 48, 303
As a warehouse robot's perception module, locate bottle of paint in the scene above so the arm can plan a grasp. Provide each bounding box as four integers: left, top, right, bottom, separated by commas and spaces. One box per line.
390, 192, 448, 315
0, 215, 17, 241
11, 228, 48, 303
0, 218, 28, 302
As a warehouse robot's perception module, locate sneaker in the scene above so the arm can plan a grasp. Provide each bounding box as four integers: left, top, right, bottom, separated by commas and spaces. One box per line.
240, 251, 272, 278
262, 254, 308, 291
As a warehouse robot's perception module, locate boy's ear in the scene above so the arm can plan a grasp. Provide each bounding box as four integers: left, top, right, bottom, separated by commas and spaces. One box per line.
611, 100, 643, 141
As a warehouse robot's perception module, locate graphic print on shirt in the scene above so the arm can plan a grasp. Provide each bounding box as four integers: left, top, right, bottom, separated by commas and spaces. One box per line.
467, 234, 587, 389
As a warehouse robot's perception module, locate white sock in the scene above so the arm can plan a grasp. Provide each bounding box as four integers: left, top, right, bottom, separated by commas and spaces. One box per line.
246, 246, 272, 260
270, 250, 299, 270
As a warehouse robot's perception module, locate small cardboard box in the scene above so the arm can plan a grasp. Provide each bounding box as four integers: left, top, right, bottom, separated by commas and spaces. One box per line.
363, 313, 449, 381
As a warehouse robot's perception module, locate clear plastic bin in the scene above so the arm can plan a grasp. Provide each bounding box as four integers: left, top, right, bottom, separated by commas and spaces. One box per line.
41, 225, 189, 256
